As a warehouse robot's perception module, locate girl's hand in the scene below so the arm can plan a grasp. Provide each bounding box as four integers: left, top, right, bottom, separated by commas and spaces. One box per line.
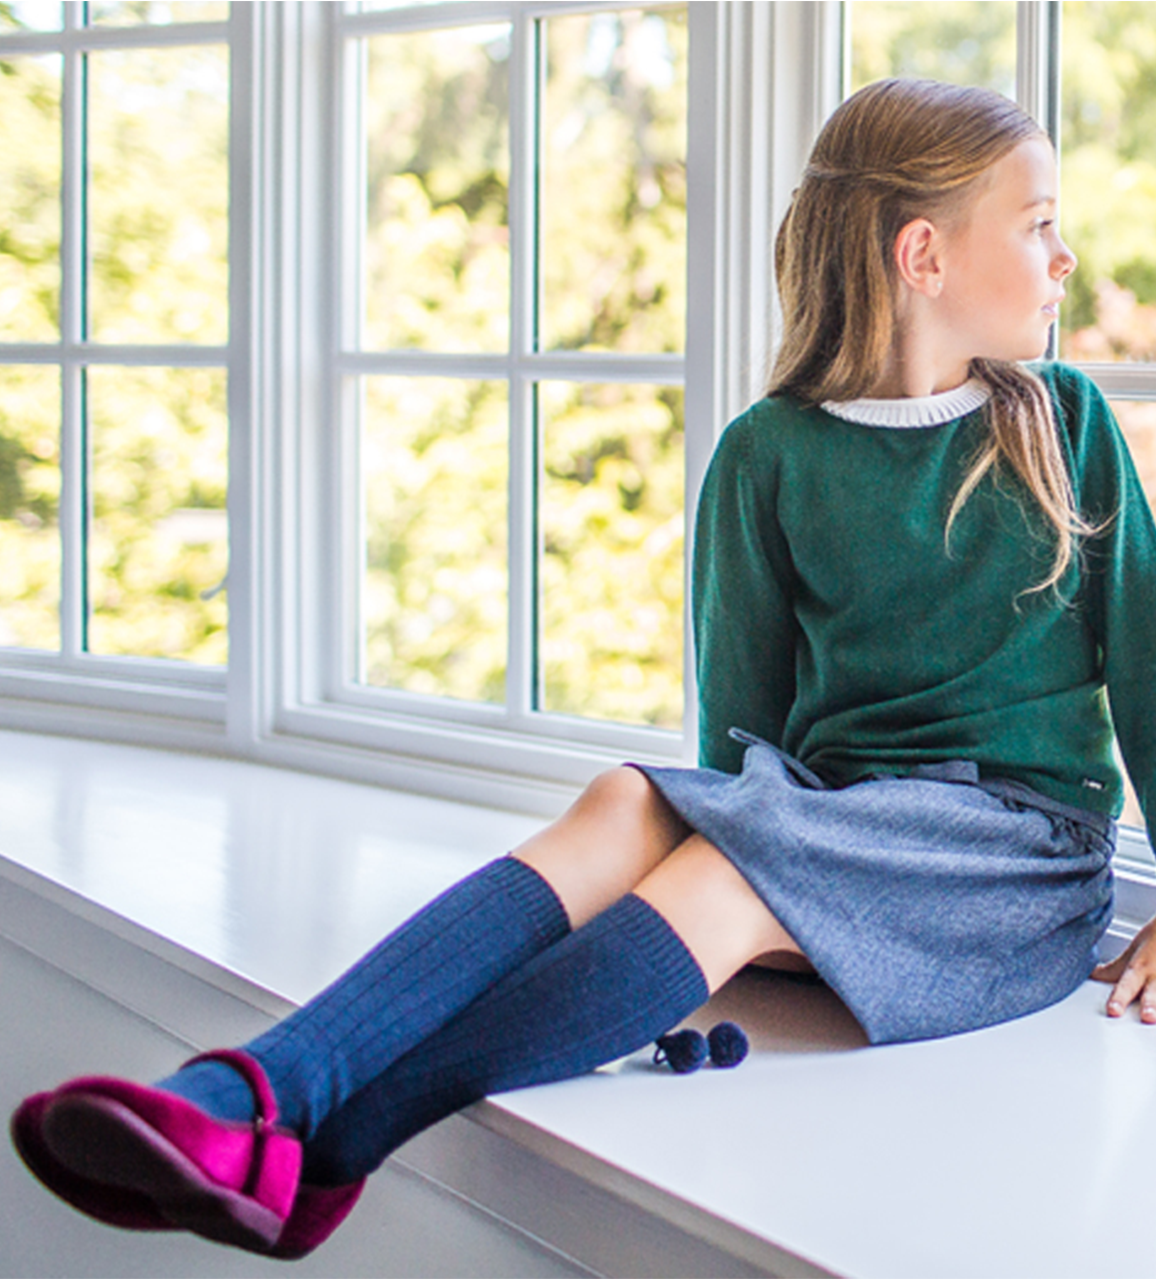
1091, 917, 1156, 1022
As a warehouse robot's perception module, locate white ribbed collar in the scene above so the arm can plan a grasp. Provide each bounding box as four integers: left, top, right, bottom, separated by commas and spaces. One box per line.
821, 378, 991, 428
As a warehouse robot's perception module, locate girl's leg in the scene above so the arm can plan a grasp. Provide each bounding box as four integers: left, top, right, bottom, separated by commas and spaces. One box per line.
162, 767, 691, 1139
302, 834, 801, 1186
512, 765, 692, 926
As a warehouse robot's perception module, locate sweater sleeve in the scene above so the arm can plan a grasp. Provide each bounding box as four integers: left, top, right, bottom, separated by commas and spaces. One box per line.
692, 409, 800, 773
1054, 367, 1156, 836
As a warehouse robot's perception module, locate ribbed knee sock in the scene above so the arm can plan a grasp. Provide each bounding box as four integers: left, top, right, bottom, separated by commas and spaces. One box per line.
159, 857, 569, 1137
300, 893, 709, 1186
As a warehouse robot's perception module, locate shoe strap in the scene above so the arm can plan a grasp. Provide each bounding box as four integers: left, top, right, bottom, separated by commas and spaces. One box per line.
183, 1048, 280, 1130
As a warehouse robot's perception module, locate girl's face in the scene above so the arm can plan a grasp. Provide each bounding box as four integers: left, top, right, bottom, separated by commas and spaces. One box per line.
937, 136, 1076, 366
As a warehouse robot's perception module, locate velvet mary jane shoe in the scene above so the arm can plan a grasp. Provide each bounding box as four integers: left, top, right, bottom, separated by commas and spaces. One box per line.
9, 1048, 364, 1258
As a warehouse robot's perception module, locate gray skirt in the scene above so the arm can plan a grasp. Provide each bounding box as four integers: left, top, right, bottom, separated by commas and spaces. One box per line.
633, 730, 1116, 1045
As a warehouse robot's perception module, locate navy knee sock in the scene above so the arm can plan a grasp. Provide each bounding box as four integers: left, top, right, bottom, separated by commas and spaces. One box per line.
159, 857, 569, 1137
300, 894, 709, 1186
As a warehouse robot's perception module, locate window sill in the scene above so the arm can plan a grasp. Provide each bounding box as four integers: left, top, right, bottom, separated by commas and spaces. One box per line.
2, 729, 1155, 1277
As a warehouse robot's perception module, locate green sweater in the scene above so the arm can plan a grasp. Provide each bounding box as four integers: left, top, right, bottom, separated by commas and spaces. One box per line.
694, 362, 1156, 833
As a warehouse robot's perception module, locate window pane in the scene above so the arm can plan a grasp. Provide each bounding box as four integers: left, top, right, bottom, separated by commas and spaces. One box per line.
362, 377, 507, 702
88, 45, 229, 345
1059, 2, 1156, 364
88, 2, 228, 24
0, 366, 59, 650
1108, 400, 1155, 832
540, 8, 687, 354
1, 4, 62, 31
87, 367, 228, 664
847, 1, 1016, 95
539, 381, 683, 728
362, 27, 510, 353
0, 54, 60, 341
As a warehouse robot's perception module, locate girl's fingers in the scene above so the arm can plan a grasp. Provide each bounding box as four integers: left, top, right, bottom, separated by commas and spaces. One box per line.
1142, 975, 1156, 1025
1107, 963, 1145, 1017
1091, 954, 1127, 983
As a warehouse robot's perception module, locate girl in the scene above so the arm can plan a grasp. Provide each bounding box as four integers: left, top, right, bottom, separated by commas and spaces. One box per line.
12, 77, 1156, 1260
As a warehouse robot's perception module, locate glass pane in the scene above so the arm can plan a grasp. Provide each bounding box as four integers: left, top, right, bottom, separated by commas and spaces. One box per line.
88, 2, 228, 24
362, 377, 507, 702
540, 382, 683, 728
1108, 400, 1155, 832
88, 45, 228, 344
847, 1, 1017, 96
363, 27, 510, 352
87, 367, 228, 663
1, 3, 63, 30
541, 9, 687, 354
1059, 2, 1156, 363
0, 55, 61, 341
0, 366, 59, 650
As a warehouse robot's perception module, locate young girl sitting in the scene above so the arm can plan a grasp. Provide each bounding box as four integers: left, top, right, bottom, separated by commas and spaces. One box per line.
12, 76, 1156, 1260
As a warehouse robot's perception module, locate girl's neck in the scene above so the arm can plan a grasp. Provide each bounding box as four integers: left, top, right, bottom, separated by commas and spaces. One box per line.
868, 353, 972, 400
870, 299, 972, 398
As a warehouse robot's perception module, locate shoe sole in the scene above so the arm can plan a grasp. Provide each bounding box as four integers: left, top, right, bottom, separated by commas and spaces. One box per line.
42, 1094, 283, 1251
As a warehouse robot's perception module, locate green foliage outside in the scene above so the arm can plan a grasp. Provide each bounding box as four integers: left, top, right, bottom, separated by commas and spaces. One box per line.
363, 377, 508, 703
0, 18, 228, 663
361, 8, 687, 727
541, 382, 683, 728
849, 1, 1017, 96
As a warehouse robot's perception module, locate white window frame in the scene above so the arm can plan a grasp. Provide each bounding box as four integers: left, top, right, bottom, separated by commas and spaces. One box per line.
0, 0, 1150, 887
0, 6, 243, 740
250, 0, 830, 813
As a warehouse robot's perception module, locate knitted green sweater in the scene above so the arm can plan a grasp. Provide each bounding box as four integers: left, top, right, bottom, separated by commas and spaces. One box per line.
694, 362, 1156, 832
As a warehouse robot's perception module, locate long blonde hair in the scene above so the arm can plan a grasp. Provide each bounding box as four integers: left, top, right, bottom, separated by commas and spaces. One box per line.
770, 78, 1093, 593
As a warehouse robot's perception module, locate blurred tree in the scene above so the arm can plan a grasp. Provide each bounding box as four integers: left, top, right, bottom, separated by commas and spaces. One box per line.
0, 18, 229, 663
360, 8, 687, 727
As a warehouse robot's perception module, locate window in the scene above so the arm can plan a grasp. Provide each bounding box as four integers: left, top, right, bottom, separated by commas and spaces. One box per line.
0, 0, 233, 696
847, 0, 1156, 839
0, 2, 1150, 847
334, 5, 688, 735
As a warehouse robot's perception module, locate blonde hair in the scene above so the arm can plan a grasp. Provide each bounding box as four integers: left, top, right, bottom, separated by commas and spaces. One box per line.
770, 78, 1093, 593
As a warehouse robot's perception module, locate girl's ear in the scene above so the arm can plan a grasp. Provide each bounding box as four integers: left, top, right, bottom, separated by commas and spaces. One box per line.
894, 217, 945, 297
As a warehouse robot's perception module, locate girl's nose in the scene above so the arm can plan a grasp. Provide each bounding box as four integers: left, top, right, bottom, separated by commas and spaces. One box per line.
1053, 236, 1077, 280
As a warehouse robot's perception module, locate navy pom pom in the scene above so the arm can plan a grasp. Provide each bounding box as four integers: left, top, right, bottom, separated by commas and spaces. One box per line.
653, 1029, 708, 1074
707, 1021, 749, 1068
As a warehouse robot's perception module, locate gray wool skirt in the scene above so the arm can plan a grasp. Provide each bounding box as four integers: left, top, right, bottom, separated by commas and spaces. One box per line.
632, 730, 1116, 1045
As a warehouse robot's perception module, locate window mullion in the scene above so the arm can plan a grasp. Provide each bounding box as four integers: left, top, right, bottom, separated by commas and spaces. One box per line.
59, 2, 86, 661
337, 20, 365, 694
1015, 0, 1060, 142
506, 10, 539, 723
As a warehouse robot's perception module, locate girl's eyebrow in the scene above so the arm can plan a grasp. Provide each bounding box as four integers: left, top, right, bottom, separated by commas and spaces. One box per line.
1022, 194, 1056, 210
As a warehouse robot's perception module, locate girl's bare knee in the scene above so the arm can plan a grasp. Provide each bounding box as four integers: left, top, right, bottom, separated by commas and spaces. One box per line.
577, 766, 689, 841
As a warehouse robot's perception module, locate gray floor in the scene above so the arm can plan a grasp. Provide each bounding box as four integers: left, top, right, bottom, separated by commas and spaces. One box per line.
0, 933, 585, 1279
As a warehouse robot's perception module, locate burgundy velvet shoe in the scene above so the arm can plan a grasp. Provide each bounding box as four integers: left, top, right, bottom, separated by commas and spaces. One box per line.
9, 1049, 362, 1257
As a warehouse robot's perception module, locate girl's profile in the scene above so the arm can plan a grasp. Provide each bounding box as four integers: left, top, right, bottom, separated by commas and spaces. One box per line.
10, 76, 1156, 1259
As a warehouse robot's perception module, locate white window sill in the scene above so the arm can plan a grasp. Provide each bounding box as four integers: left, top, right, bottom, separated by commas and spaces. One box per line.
2, 729, 1155, 1277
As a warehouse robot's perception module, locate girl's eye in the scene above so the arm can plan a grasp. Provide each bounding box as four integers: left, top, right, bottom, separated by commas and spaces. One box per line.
1032, 219, 1054, 234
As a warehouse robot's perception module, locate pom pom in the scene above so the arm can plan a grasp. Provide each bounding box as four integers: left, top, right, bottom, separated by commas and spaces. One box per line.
707, 1021, 749, 1068
653, 1029, 708, 1074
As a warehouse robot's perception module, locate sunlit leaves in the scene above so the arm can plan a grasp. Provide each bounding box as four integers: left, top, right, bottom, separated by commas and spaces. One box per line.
541, 9, 686, 353
363, 378, 507, 702
0, 54, 60, 340
88, 367, 228, 663
88, 45, 228, 344
0, 367, 59, 648
541, 383, 683, 727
